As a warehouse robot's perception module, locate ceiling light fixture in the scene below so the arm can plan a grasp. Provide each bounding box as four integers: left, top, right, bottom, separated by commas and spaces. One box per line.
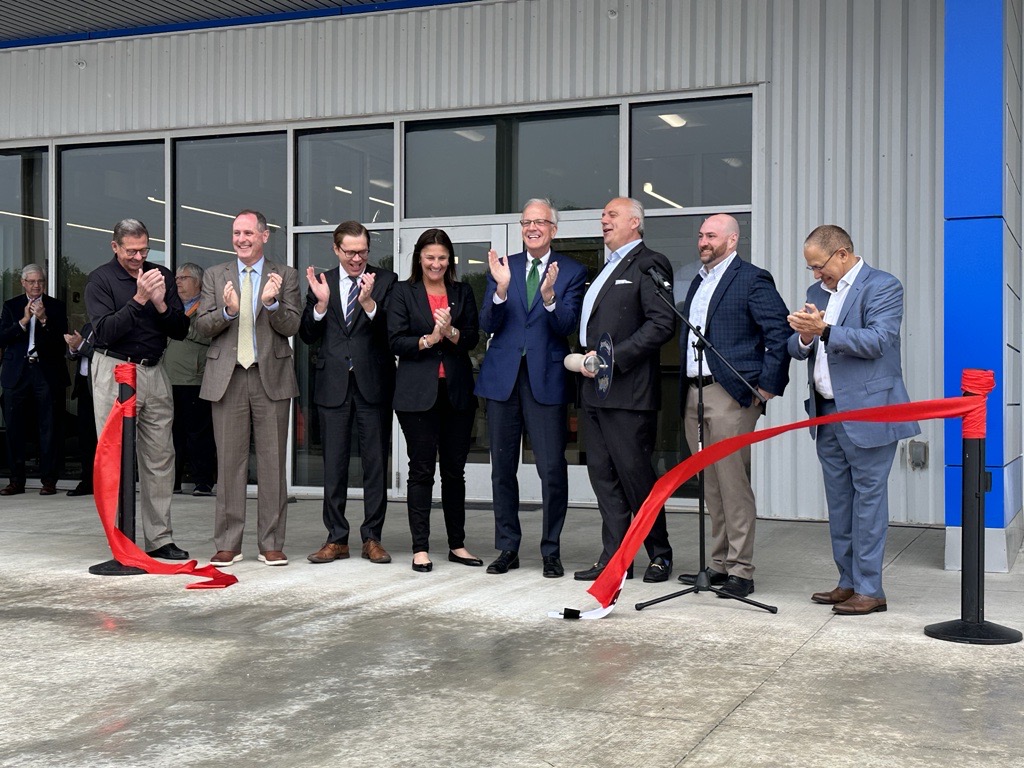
368, 196, 394, 208
334, 185, 353, 194
658, 114, 687, 128
0, 210, 48, 222
642, 182, 683, 209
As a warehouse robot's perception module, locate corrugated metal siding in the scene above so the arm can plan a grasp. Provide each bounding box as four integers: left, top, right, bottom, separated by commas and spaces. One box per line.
0, 0, 946, 523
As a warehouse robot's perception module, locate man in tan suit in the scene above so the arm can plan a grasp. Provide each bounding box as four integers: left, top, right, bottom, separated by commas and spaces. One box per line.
197, 210, 301, 566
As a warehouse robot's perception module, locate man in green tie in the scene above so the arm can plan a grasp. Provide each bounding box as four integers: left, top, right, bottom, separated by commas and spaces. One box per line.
197, 210, 302, 567
475, 199, 588, 578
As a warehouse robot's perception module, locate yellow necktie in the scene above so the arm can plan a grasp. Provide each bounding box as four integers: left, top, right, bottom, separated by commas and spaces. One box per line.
237, 266, 255, 368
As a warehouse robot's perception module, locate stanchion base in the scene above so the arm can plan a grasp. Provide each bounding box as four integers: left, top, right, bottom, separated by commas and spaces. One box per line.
88, 559, 146, 576
924, 619, 1023, 645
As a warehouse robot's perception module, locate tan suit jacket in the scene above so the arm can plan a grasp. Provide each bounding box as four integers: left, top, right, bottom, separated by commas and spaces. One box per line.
196, 259, 301, 402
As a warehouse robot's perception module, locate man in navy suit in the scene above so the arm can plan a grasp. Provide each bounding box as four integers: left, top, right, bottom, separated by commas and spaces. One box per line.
0, 264, 70, 495
573, 197, 676, 583
476, 199, 587, 578
788, 224, 919, 615
678, 214, 791, 598
300, 220, 397, 566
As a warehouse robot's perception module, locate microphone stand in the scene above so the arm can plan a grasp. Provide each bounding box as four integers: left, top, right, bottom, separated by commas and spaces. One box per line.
635, 268, 777, 614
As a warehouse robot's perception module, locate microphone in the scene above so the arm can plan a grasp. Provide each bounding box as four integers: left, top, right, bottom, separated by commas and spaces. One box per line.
564, 353, 600, 373
645, 266, 672, 292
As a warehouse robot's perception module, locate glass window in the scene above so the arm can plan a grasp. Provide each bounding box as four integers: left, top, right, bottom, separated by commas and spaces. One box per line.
59, 142, 165, 333
0, 148, 47, 299
405, 120, 497, 218
293, 229, 395, 487
631, 96, 752, 209
297, 126, 394, 226
175, 134, 287, 270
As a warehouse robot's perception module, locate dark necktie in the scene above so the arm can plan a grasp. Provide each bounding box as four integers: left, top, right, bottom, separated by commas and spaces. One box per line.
346, 276, 360, 330
526, 258, 542, 307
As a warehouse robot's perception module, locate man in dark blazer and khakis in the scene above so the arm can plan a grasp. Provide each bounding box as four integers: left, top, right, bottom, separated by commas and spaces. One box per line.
299, 220, 397, 566
573, 198, 676, 583
197, 210, 301, 567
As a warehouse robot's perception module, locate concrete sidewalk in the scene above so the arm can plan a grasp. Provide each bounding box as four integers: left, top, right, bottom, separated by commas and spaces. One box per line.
2, 490, 1023, 767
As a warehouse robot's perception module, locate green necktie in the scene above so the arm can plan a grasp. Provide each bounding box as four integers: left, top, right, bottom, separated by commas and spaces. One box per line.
237, 266, 255, 369
526, 258, 542, 307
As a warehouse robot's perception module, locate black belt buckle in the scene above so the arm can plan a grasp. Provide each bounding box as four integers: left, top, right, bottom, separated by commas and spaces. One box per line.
691, 375, 715, 387
26, 357, 39, 364
102, 349, 158, 367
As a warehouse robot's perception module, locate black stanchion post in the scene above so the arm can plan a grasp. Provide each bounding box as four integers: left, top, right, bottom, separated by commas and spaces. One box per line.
924, 371, 1020, 644
89, 366, 145, 577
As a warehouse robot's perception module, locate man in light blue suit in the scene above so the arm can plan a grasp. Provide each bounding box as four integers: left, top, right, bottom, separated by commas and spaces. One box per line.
476, 199, 587, 578
788, 224, 919, 615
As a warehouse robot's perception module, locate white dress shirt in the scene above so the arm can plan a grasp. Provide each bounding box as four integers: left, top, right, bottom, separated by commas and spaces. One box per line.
800, 257, 866, 398
579, 239, 641, 347
685, 252, 737, 377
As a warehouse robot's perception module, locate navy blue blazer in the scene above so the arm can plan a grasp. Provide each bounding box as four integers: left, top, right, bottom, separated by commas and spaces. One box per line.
475, 250, 587, 406
0, 294, 70, 390
680, 256, 791, 408
388, 280, 480, 412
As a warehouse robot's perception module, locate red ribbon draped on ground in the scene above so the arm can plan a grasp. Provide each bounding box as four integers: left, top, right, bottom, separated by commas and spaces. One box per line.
587, 375, 992, 609
92, 363, 237, 589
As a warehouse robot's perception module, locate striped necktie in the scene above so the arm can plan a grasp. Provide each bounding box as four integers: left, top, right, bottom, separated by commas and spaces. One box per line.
345, 276, 360, 330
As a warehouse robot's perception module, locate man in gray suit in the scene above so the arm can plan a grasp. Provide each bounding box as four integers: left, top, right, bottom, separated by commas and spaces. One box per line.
197, 210, 302, 567
788, 224, 919, 615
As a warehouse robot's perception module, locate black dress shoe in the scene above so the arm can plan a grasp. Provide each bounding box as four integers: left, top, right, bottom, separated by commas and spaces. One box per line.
192, 483, 215, 497
486, 550, 520, 574
574, 562, 633, 581
542, 556, 564, 578
411, 560, 433, 572
146, 543, 190, 560
448, 551, 484, 566
67, 482, 93, 497
716, 575, 755, 598
678, 568, 728, 585
643, 557, 672, 583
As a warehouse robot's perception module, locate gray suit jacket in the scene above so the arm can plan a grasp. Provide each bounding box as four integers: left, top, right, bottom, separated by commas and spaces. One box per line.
788, 261, 920, 448
196, 259, 302, 402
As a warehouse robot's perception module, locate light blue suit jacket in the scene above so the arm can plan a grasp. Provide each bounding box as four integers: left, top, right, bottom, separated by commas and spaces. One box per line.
788, 262, 920, 448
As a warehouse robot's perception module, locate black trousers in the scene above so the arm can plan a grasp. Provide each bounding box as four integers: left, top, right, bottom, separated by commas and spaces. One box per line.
397, 380, 475, 553
319, 373, 389, 545
73, 374, 96, 486
172, 384, 217, 487
3, 364, 62, 486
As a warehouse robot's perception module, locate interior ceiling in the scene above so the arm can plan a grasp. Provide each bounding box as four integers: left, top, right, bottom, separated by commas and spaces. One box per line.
0, 0, 476, 48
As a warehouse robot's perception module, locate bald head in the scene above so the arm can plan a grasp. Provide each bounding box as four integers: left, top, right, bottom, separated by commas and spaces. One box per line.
697, 214, 740, 268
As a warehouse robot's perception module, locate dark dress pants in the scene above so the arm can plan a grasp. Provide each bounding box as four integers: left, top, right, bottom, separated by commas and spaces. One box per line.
487, 358, 569, 557
397, 379, 475, 553
172, 384, 217, 487
3, 365, 62, 485
319, 373, 388, 545
74, 374, 96, 486
581, 402, 672, 564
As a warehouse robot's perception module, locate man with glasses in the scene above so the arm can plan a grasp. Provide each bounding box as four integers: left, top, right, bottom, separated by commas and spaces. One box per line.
0, 264, 69, 496
300, 220, 397, 566
788, 224, 919, 615
86, 219, 190, 559
164, 263, 217, 497
197, 210, 301, 567
477, 199, 587, 578
677, 213, 791, 598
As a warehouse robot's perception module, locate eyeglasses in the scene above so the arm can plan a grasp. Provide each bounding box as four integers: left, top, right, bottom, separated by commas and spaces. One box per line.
22, 279, 45, 285
519, 219, 554, 228
175, 275, 197, 281
121, 247, 150, 257
338, 248, 369, 259
806, 248, 843, 272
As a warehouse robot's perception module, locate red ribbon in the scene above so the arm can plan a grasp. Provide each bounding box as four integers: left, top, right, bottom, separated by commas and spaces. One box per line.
93, 363, 238, 589
587, 391, 987, 608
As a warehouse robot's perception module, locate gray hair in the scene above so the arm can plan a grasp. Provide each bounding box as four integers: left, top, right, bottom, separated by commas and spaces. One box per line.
523, 198, 559, 226
625, 197, 645, 236
177, 262, 204, 281
21, 263, 46, 280
112, 218, 149, 244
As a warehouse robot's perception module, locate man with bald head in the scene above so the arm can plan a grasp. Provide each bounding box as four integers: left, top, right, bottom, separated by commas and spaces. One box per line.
677, 214, 791, 598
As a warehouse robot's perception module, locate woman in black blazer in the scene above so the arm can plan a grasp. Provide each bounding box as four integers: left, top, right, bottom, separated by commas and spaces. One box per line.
389, 228, 483, 572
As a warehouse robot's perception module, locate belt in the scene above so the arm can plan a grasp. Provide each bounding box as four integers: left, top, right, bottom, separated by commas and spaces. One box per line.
25, 357, 39, 364
98, 348, 160, 367
690, 375, 716, 387
815, 392, 835, 406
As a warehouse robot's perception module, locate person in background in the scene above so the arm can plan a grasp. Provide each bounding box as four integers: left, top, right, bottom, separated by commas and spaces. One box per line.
64, 322, 95, 497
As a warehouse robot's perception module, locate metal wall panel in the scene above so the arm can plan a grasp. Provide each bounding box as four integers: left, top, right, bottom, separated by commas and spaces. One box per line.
0, 0, 946, 523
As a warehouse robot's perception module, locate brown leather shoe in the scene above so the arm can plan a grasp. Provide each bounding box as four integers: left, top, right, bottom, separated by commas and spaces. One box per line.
210, 551, 243, 566
832, 593, 887, 615
39, 484, 57, 496
0, 483, 25, 496
258, 550, 289, 566
362, 539, 392, 564
811, 587, 855, 605
307, 541, 350, 564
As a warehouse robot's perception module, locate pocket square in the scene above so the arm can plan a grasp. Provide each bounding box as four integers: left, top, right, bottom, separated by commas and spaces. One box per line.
614, 279, 632, 285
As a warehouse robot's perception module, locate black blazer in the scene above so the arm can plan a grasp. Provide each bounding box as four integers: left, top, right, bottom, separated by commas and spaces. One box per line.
0, 294, 71, 390
580, 242, 676, 411
299, 264, 397, 408
67, 321, 95, 400
388, 279, 480, 412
